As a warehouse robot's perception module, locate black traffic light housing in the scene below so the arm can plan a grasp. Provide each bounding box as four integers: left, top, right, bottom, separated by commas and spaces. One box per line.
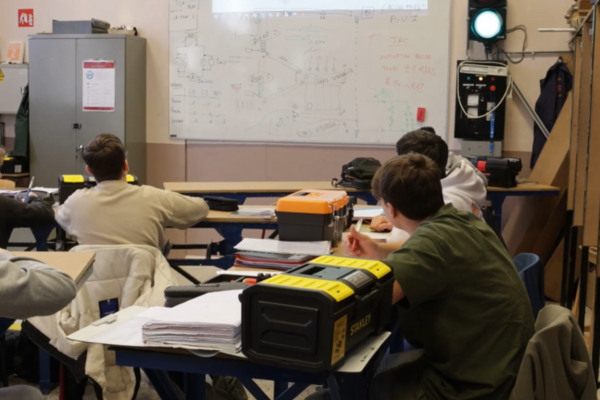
469, 0, 507, 49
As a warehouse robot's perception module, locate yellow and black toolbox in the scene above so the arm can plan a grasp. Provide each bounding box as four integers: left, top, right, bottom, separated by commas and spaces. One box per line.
240, 255, 394, 372
1, 156, 29, 174
276, 190, 350, 244
58, 174, 139, 204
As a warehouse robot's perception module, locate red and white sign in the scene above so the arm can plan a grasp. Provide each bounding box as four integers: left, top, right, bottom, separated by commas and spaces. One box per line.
83, 61, 116, 112
18, 9, 34, 27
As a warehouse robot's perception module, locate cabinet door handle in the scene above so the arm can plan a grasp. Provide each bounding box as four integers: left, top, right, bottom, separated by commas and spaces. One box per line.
73, 123, 82, 129
76, 145, 84, 159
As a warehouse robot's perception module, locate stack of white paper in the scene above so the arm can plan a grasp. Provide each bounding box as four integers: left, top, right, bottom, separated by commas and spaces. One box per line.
233, 208, 276, 218
142, 290, 243, 352
353, 208, 384, 219
234, 238, 331, 256
32, 187, 59, 194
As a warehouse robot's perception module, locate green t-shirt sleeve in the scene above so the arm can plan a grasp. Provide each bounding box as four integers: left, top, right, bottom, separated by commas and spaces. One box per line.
385, 236, 447, 308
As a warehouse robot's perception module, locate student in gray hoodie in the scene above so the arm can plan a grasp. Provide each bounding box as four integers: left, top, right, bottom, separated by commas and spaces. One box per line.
0, 251, 77, 400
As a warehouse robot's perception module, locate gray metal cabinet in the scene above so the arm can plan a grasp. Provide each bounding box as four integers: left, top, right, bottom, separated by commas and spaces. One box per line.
29, 34, 146, 187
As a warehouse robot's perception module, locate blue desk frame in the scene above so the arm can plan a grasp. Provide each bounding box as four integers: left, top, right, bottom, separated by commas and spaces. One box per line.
487, 189, 560, 229
170, 220, 279, 270
113, 337, 389, 400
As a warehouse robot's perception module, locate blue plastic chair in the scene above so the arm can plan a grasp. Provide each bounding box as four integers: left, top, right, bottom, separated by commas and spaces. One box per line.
513, 253, 545, 321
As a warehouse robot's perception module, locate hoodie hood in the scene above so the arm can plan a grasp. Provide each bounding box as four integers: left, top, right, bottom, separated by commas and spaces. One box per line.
442, 154, 488, 210
446, 152, 488, 186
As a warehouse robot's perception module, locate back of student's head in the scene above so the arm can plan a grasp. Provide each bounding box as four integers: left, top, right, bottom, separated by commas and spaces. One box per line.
372, 153, 445, 220
83, 133, 125, 182
395, 129, 448, 177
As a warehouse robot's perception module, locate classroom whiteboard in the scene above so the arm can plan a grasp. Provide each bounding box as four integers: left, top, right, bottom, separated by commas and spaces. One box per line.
169, 0, 451, 144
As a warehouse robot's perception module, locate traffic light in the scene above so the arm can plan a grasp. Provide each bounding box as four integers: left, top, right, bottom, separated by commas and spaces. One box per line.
469, 0, 507, 48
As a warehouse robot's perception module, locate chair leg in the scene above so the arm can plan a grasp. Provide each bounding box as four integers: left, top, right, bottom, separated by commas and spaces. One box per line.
38, 349, 52, 395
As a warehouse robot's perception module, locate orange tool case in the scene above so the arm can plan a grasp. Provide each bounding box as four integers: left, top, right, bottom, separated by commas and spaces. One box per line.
276, 190, 349, 244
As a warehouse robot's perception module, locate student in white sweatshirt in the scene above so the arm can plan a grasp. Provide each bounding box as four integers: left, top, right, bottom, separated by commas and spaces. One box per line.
56, 134, 209, 249
370, 128, 487, 244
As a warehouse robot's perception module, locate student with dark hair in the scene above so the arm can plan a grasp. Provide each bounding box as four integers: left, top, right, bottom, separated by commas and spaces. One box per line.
0, 148, 55, 249
372, 128, 487, 244
309, 154, 533, 400
56, 134, 209, 249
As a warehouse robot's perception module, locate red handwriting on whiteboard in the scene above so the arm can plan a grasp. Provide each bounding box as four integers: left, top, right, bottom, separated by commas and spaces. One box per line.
404, 64, 437, 76
380, 53, 411, 60
385, 78, 425, 93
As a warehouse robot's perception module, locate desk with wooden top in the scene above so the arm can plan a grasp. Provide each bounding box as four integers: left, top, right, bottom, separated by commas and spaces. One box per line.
4, 250, 95, 289
165, 181, 560, 230
171, 206, 377, 269
164, 181, 378, 205
1, 173, 30, 181
0, 250, 95, 393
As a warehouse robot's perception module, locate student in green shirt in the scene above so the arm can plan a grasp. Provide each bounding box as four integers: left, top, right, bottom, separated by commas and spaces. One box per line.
312, 154, 534, 400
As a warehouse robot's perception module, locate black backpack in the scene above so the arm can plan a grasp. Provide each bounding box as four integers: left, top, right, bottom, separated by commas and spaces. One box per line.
332, 157, 382, 190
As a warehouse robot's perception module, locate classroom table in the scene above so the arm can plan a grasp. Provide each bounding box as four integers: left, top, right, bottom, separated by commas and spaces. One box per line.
0, 249, 95, 288
112, 339, 389, 400
105, 257, 393, 400
169, 205, 380, 270
486, 183, 560, 229
0, 173, 30, 182
170, 206, 279, 270
0, 249, 96, 394
166, 181, 561, 230
164, 181, 379, 205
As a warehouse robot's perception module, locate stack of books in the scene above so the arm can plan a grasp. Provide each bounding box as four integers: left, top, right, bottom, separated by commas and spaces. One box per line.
233, 239, 331, 271
234, 252, 315, 271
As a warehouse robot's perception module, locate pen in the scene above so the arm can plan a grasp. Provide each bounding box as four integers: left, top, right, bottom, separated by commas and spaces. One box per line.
352, 219, 363, 252
24, 176, 34, 203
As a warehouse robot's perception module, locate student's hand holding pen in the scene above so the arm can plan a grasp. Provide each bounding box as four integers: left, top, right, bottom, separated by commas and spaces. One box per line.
343, 227, 383, 259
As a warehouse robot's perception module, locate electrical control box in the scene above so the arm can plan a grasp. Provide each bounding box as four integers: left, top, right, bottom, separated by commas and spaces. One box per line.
454, 61, 507, 141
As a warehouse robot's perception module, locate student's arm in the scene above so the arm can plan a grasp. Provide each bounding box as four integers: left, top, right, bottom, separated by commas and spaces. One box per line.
392, 281, 406, 304
0, 254, 76, 319
158, 189, 210, 229
343, 227, 406, 259
370, 215, 393, 232
1, 196, 55, 228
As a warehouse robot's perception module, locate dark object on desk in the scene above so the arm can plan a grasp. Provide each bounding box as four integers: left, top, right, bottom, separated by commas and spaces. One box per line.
52, 19, 110, 34
1, 157, 29, 174
346, 196, 357, 229
240, 255, 394, 373
164, 282, 250, 308
276, 190, 349, 245
204, 196, 239, 212
466, 156, 522, 188
332, 157, 381, 190
58, 174, 138, 204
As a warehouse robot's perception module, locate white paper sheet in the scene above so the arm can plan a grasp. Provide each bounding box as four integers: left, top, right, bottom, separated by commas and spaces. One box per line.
234, 239, 331, 256
216, 270, 282, 277
353, 208, 384, 219
343, 232, 390, 241
83, 60, 116, 112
